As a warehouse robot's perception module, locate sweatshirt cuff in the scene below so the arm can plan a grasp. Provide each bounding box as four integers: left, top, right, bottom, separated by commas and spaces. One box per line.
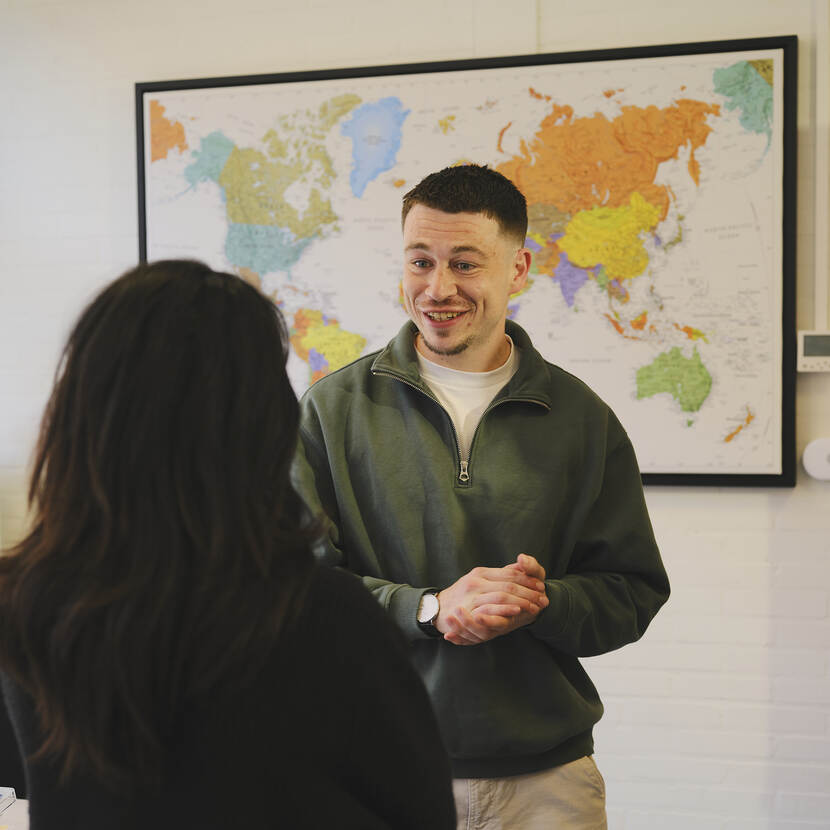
387, 584, 437, 642
527, 580, 571, 642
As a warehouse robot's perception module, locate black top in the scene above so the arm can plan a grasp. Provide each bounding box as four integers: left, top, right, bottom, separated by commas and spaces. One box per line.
1, 566, 456, 829
0, 686, 25, 796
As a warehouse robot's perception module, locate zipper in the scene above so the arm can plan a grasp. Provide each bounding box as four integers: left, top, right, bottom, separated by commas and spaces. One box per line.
373, 369, 468, 483
463, 395, 552, 474
373, 367, 549, 486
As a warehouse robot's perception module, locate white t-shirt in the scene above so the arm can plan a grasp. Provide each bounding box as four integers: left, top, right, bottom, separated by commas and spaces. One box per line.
416, 336, 519, 462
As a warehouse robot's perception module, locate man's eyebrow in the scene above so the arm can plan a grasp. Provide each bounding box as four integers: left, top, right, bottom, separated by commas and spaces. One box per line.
404, 243, 487, 256
450, 245, 487, 256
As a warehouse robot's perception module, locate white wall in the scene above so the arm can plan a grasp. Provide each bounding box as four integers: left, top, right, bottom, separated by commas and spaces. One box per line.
2, 0, 829, 826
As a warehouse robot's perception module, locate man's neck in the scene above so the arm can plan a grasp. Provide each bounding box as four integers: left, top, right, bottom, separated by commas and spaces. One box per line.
415, 333, 511, 373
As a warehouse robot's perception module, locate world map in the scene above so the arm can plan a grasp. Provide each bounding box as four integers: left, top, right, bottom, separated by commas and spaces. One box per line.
142, 48, 785, 476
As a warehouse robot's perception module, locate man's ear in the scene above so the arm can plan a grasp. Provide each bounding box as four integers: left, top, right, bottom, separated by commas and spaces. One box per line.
509, 248, 532, 296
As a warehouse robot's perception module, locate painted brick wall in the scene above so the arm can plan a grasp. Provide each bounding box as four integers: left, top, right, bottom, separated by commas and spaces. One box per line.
1, 0, 829, 826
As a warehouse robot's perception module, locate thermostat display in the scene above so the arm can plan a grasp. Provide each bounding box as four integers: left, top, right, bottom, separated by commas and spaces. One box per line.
797, 331, 830, 372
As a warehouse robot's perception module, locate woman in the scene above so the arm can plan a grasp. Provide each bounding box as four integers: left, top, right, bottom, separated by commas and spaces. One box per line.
0, 260, 455, 829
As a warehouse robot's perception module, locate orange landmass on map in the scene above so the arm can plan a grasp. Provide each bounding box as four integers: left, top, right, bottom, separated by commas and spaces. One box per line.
291, 309, 329, 384
236, 267, 261, 289
604, 313, 641, 340
534, 240, 562, 276
497, 99, 720, 220
497, 122, 513, 153
291, 309, 317, 359
631, 311, 648, 330
724, 408, 755, 442
674, 322, 708, 341
529, 87, 551, 101
149, 100, 188, 162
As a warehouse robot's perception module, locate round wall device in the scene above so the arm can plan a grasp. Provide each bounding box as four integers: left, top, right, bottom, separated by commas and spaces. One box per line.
802, 438, 830, 480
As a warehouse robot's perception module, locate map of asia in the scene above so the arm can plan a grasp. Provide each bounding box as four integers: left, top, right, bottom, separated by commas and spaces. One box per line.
141, 46, 787, 477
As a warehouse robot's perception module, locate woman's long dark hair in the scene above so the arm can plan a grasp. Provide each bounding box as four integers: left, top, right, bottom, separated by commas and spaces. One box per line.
0, 260, 316, 792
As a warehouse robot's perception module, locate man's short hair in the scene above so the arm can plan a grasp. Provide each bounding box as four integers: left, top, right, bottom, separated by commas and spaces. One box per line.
401, 164, 528, 244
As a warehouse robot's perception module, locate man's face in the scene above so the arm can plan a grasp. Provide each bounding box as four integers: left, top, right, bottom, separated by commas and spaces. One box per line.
401, 204, 530, 372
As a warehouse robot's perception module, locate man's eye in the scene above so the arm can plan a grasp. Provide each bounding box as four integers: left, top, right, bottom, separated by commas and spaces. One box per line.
412, 259, 431, 269
455, 262, 475, 272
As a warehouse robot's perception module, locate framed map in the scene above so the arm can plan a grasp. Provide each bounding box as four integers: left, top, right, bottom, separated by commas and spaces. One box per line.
136, 36, 797, 486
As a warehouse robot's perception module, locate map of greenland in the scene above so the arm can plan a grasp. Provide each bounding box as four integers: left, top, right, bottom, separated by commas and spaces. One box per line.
341, 97, 410, 198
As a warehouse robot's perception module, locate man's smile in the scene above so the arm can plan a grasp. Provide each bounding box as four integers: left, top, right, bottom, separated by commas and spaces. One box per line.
425, 310, 465, 321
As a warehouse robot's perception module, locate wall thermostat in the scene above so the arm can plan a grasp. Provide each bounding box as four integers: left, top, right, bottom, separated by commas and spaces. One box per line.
797, 331, 830, 372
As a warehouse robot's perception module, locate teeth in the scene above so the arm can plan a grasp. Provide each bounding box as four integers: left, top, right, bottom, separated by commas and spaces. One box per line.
426, 311, 464, 321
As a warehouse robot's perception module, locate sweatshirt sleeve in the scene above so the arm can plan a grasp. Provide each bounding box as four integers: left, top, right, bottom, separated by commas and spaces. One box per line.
292, 413, 433, 642
527, 429, 670, 657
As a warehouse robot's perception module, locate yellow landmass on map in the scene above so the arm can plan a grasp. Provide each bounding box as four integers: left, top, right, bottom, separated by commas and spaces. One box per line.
316, 94, 363, 132
497, 99, 720, 219
438, 115, 456, 134
291, 309, 366, 383
557, 192, 661, 281
218, 93, 361, 245
219, 148, 337, 238
749, 60, 773, 86
149, 100, 188, 162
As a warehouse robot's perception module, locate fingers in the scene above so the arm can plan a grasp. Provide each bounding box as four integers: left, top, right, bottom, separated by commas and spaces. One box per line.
472, 610, 531, 632
469, 590, 547, 614
443, 604, 545, 646
442, 607, 500, 645
436, 561, 549, 645
513, 553, 546, 582
476, 577, 547, 608
442, 610, 482, 645
472, 603, 523, 617
476, 565, 545, 594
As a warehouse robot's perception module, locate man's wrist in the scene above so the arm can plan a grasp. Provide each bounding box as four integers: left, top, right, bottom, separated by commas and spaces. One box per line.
416, 591, 443, 638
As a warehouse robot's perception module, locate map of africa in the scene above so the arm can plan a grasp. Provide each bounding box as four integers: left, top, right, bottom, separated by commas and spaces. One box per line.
142, 46, 786, 476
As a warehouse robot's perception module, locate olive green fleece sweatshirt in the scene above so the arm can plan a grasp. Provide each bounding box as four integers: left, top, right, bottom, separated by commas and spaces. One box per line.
293, 320, 670, 779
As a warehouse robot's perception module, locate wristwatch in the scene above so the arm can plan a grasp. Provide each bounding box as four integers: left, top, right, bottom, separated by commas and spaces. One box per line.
417, 591, 443, 638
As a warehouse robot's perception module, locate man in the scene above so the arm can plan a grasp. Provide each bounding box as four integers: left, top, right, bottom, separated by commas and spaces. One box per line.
293, 164, 670, 828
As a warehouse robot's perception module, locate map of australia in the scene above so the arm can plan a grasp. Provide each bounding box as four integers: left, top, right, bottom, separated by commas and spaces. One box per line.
142, 50, 784, 475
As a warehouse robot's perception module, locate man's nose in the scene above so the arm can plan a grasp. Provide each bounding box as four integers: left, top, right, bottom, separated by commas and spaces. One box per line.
425, 264, 457, 302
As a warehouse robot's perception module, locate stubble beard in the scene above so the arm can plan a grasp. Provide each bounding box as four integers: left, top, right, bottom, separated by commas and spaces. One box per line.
419, 331, 473, 357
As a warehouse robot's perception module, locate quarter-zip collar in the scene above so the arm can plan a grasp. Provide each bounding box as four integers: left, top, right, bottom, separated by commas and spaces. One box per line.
371, 320, 554, 411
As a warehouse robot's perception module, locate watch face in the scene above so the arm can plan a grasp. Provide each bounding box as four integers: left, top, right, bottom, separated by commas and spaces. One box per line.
417, 592, 439, 623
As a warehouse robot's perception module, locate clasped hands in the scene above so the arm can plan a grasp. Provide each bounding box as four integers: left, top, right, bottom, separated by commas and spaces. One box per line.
436, 553, 548, 646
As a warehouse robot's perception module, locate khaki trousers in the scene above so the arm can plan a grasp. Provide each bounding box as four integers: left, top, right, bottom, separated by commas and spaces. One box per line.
452, 756, 607, 830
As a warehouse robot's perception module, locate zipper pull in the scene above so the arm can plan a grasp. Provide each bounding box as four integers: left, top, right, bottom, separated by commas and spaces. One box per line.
459, 460, 470, 483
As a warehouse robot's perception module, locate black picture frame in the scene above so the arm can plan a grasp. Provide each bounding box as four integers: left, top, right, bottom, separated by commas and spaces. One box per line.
136, 35, 797, 487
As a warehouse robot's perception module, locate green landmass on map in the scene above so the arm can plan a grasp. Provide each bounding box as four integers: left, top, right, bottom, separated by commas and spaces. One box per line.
636, 346, 712, 412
